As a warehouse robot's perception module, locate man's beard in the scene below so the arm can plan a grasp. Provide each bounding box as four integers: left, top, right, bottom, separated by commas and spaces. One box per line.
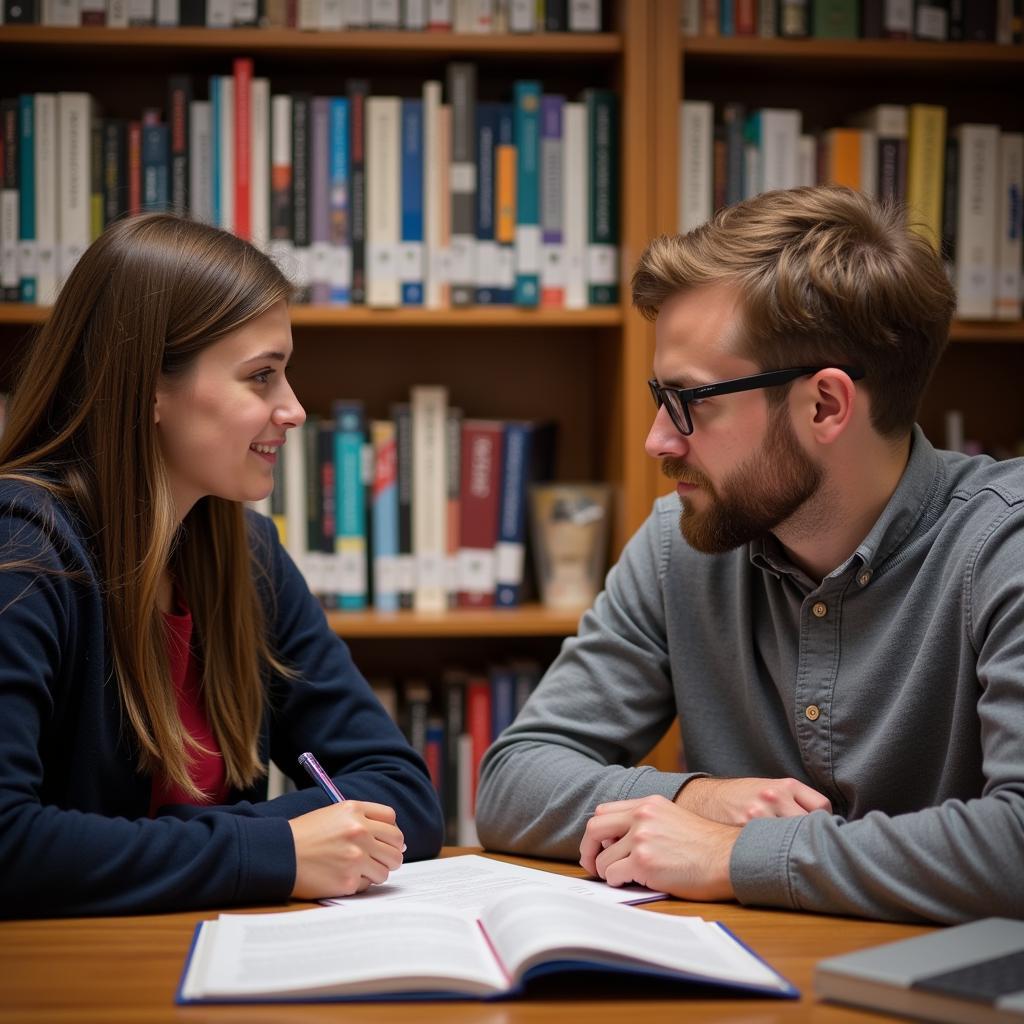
662, 408, 823, 554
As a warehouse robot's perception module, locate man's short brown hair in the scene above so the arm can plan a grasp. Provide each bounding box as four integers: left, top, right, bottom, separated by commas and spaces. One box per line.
632, 186, 956, 438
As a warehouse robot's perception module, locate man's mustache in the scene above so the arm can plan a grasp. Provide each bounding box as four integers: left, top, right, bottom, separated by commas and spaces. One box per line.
661, 457, 711, 490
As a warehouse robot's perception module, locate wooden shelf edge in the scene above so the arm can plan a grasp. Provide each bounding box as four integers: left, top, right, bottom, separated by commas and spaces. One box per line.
0, 303, 622, 327
680, 35, 1024, 68
948, 321, 1024, 343
0, 24, 621, 56
325, 604, 582, 638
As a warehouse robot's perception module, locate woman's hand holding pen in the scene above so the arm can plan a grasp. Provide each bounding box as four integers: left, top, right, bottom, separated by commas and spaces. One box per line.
288, 802, 405, 899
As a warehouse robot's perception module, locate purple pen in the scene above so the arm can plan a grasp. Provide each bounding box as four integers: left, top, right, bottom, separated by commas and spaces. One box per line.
297, 751, 346, 803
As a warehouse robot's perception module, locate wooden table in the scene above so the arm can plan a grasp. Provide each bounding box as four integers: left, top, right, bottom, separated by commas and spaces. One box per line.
0, 848, 934, 1023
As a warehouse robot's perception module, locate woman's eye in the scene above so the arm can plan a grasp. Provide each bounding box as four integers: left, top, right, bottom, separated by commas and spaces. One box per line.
252, 370, 273, 386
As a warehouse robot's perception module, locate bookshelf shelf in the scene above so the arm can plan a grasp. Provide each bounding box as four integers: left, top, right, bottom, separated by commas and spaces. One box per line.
326, 604, 581, 638
680, 36, 1024, 76
0, 304, 623, 328
0, 25, 622, 58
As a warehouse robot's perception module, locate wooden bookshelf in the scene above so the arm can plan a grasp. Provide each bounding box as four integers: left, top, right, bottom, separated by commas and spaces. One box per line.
327, 604, 581, 639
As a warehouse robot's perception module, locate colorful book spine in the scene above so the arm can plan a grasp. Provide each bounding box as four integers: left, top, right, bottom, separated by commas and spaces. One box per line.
399, 98, 424, 306
370, 418, 400, 612
217, 76, 234, 233
142, 120, 169, 213
907, 103, 947, 252
513, 80, 541, 307
17, 94, 36, 304
539, 93, 565, 308
232, 58, 252, 241
494, 102, 516, 305
584, 88, 619, 305
209, 76, 221, 227
474, 101, 499, 305
347, 78, 368, 305
457, 418, 503, 608
333, 399, 368, 610
494, 420, 532, 607
327, 96, 351, 305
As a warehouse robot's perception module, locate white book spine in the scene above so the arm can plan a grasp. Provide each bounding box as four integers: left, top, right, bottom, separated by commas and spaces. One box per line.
127, 0, 152, 21
250, 79, 270, 251
366, 96, 402, 308
423, 80, 444, 309
321, 0, 344, 27
884, 0, 912, 34
568, 0, 599, 31
34, 94, 59, 306
155, 0, 178, 24
205, 0, 232, 25
0, 191, 18, 290
507, 0, 532, 30
43, 0, 80, 23
189, 101, 213, 224
218, 76, 235, 234
368, 0, 399, 25
759, 108, 802, 193
106, 0, 128, 25
345, 0, 369, 25
995, 132, 1023, 321
233, 0, 257, 22
954, 124, 1000, 320
57, 93, 91, 285
563, 102, 587, 310
298, 0, 320, 28
679, 100, 713, 232
404, 0, 426, 28
411, 385, 449, 613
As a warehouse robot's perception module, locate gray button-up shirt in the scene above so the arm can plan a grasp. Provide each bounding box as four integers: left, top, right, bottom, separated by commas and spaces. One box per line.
476, 427, 1024, 923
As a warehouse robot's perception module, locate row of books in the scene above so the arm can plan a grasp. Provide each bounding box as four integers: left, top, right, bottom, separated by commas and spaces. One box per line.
1, 0, 607, 31
370, 660, 543, 844
681, 0, 1024, 43
253, 385, 558, 612
0, 65, 620, 309
679, 101, 1024, 321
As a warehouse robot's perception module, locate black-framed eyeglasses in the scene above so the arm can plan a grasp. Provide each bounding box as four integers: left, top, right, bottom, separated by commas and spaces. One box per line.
648, 365, 865, 437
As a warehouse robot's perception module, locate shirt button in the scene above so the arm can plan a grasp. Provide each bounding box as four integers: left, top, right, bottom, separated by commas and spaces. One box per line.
858, 570, 872, 587
812, 601, 828, 618
805, 705, 821, 721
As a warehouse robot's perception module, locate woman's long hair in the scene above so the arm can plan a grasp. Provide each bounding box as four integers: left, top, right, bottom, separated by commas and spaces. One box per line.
0, 214, 294, 799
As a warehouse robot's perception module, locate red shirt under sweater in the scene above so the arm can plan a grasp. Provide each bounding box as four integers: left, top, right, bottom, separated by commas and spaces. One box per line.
149, 603, 229, 815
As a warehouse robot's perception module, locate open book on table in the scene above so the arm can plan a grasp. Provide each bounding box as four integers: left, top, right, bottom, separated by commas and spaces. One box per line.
177, 886, 798, 1004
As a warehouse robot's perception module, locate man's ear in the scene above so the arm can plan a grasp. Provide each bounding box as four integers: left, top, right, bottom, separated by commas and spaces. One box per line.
806, 368, 857, 445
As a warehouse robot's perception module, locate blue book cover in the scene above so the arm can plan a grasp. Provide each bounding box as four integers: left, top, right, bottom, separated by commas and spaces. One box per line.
142, 122, 169, 212
399, 98, 424, 306
475, 101, 499, 305
489, 664, 517, 740
209, 76, 221, 227
513, 80, 541, 307
333, 400, 368, 611
720, 0, 734, 35
327, 96, 351, 305
370, 419, 400, 612
18, 94, 36, 304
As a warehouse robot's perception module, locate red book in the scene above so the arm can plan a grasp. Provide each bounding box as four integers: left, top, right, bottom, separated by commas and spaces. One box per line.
127, 121, 142, 215
233, 58, 253, 241
735, 0, 756, 34
457, 419, 504, 609
465, 677, 491, 812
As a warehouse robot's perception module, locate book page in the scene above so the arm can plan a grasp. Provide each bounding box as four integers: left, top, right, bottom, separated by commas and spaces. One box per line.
322, 854, 666, 916
186, 904, 506, 999
480, 888, 788, 992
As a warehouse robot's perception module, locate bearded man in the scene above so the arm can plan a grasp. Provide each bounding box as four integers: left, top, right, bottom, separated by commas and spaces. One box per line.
475, 185, 1024, 925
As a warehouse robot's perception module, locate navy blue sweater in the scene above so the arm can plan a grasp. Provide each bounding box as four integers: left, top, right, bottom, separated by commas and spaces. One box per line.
0, 479, 444, 918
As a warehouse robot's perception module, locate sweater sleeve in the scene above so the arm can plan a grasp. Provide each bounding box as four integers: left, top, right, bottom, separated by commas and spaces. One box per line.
0, 512, 296, 918
173, 514, 445, 862
476, 502, 696, 860
731, 508, 1024, 924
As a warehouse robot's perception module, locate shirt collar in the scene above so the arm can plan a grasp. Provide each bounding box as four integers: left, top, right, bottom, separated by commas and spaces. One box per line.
749, 425, 942, 582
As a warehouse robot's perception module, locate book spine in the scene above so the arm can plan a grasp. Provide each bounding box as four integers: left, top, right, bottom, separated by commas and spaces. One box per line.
445, 405, 462, 607
333, 400, 368, 610
758, 107, 802, 193
250, 77, 270, 250
269, 93, 293, 266
209, 76, 221, 225
513, 79, 540, 307
89, 117, 103, 241
457, 419, 503, 608
219, 76, 235, 232
233, 58, 253, 241
411, 385, 448, 613
366, 95, 401, 308
424, 716, 444, 797
370, 419, 400, 612
585, 88, 618, 305
327, 96, 351, 305
18, 94, 36, 304
347, 78, 368, 305
34, 93, 57, 305
422, 79, 445, 309
0, 99, 19, 302
562, 100, 586, 310
310, 95, 331, 304
392, 402, 416, 609
954, 124, 1000, 320
494, 420, 531, 607
142, 121, 169, 214
127, 119, 142, 215
906, 103, 947, 252
995, 132, 1023, 321
824, 127, 862, 190
488, 664, 517, 738
441, 671, 465, 839
4, 0, 38, 21
680, 99, 713, 232
722, 101, 746, 206
568, 0, 600, 30
539, 93, 565, 308
447, 62, 477, 307
316, 418, 337, 608
465, 676, 491, 817
399, 98, 424, 306
57, 92, 92, 284
474, 102, 498, 306
168, 75, 191, 217
494, 102, 516, 305
291, 93, 312, 301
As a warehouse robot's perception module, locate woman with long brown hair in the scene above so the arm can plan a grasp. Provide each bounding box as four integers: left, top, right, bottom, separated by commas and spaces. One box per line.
0, 214, 443, 917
